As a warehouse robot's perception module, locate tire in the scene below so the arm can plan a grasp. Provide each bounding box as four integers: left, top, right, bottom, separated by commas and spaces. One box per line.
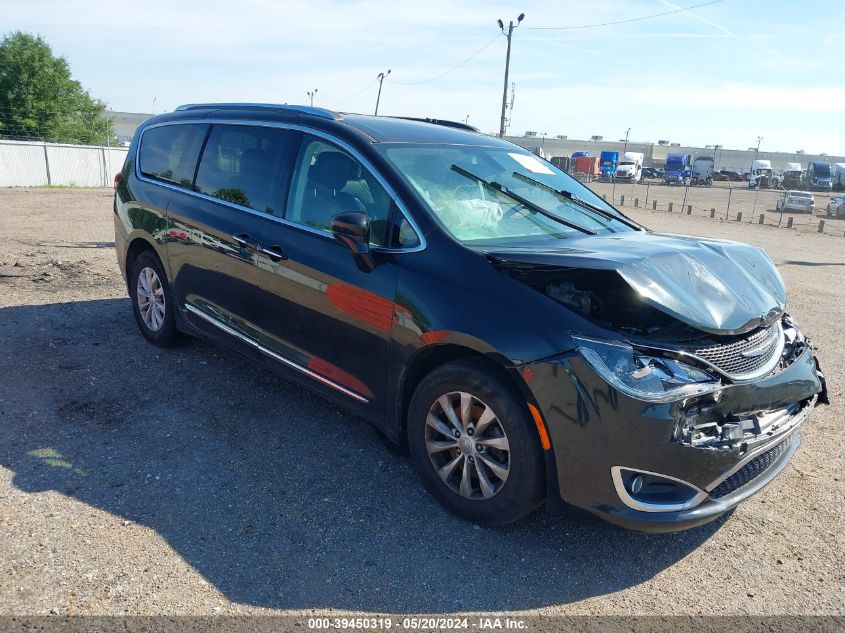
129, 250, 182, 347
407, 358, 545, 526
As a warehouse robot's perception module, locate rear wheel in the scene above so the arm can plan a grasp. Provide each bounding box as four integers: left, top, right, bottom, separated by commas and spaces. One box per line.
130, 251, 182, 347
407, 359, 545, 525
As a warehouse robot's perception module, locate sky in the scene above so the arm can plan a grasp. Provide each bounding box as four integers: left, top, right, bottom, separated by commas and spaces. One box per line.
5, 0, 845, 154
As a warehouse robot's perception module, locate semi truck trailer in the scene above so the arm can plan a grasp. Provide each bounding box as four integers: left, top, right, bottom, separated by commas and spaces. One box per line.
805, 162, 833, 191
662, 153, 691, 185
615, 152, 644, 182
599, 151, 619, 180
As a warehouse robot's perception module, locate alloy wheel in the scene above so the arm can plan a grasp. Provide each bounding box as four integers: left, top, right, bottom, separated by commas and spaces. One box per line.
425, 391, 511, 500
136, 266, 166, 332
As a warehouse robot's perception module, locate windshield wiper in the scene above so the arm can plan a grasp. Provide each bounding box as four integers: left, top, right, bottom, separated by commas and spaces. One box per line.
511, 171, 641, 231
450, 165, 595, 236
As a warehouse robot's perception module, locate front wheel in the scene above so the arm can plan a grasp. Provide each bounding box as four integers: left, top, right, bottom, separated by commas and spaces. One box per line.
407, 359, 546, 526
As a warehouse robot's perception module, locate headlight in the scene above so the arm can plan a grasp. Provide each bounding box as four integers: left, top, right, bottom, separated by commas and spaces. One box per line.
572, 335, 720, 402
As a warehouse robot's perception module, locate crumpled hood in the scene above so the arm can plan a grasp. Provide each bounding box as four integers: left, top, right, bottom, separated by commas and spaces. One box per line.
486, 231, 786, 335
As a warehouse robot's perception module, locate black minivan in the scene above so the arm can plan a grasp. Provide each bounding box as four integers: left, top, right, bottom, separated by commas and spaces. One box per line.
114, 103, 826, 532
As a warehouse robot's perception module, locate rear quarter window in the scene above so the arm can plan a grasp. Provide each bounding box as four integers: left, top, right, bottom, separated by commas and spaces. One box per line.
139, 124, 208, 188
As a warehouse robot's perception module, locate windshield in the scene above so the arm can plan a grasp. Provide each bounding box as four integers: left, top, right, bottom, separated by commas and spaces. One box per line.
813, 165, 831, 177
619, 161, 634, 166
379, 143, 637, 245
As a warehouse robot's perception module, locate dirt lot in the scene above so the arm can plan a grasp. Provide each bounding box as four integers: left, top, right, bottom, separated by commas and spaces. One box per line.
589, 180, 845, 237
0, 188, 842, 616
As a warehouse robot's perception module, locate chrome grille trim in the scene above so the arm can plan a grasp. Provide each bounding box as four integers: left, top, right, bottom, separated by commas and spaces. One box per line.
686, 322, 785, 381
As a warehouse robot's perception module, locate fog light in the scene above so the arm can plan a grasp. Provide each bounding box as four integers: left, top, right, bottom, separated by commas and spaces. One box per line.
611, 467, 708, 513
630, 474, 644, 495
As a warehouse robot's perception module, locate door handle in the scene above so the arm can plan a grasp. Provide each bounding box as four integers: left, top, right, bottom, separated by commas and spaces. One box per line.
259, 244, 288, 261
233, 232, 260, 250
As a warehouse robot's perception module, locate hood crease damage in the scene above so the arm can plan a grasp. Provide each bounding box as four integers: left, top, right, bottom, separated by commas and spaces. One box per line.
488, 232, 786, 336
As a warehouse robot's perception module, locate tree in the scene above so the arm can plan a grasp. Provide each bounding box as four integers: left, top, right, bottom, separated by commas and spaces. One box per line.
0, 31, 113, 144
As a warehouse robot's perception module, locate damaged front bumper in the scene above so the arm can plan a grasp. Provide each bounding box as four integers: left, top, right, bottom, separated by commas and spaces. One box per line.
524, 338, 825, 533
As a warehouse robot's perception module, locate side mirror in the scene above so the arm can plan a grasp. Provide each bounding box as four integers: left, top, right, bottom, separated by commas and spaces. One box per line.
331, 212, 376, 273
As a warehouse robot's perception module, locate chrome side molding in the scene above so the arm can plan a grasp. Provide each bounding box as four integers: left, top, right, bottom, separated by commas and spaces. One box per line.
184, 303, 369, 403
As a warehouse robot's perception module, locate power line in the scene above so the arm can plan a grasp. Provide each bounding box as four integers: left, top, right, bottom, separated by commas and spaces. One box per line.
387, 33, 503, 86
324, 76, 380, 106
523, 0, 724, 30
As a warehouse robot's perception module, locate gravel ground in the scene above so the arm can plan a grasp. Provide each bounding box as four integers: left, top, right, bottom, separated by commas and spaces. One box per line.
0, 188, 842, 616
589, 180, 845, 237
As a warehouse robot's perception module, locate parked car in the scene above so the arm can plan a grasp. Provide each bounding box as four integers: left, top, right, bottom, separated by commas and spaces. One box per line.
642, 167, 662, 179
718, 170, 743, 182
827, 195, 845, 217
776, 190, 815, 213
114, 103, 826, 532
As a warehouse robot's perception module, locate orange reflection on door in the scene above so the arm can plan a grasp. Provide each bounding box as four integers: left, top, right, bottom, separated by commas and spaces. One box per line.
326, 283, 394, 333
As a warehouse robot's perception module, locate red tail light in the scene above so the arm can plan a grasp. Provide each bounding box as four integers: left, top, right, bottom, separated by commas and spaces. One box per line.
114, 173, 121, 188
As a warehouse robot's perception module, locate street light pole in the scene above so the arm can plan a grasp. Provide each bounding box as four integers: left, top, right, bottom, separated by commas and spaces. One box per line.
622, 127, 630, 155
374, 69, 391, 115
307, 89, 318, 106
497, 13, 524, 138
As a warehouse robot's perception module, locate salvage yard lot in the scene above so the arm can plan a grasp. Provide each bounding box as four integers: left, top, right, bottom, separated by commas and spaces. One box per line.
0, 187, 842, 616
590, 180, 845, 236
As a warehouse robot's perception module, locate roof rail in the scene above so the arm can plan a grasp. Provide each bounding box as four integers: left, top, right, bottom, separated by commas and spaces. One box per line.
174, 103, 340, 121
392, 117, 479, 133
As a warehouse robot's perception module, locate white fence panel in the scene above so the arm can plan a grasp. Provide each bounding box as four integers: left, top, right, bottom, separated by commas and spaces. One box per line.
0, 140, 128, 187
105, 148, 128, 182
0, 141, 49, 187
46, 145, 105, 186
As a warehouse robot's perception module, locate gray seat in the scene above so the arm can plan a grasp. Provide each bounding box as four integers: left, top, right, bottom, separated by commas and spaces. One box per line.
300, 151, 364, 230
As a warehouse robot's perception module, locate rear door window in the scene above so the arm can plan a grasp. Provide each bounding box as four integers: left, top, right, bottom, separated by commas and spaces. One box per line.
139, 124, 207, 188
194, 125, 300, 215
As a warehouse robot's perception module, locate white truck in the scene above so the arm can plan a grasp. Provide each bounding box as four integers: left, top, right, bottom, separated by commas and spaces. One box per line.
691, 156, 715, 186
748, 159, 773, 189
614, 152, 644, 182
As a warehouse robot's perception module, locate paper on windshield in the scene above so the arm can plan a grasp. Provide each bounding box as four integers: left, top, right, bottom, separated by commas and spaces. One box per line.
508, 153, 555, 175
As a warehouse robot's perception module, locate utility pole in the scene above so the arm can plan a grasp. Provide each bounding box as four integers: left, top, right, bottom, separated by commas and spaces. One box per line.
307, 89, 318, 107
623, 127, 630, 155
751, 135, 762, 176
374, 69, 391, 115
713, 144, 722, 169
752, 136, 763, 221
497, 13, 524, 138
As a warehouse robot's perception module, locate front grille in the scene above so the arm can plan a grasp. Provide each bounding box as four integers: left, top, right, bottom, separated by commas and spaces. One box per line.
690, 323, 781, 378
710, 435, 793, 499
